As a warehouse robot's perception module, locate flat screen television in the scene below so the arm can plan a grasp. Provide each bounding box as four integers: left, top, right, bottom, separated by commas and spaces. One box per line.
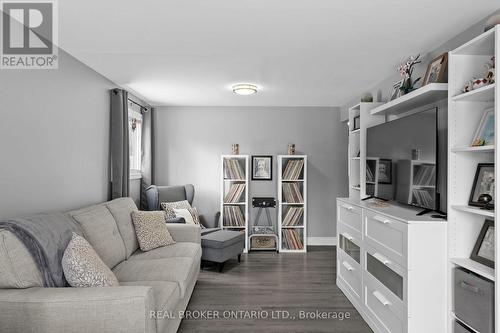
365, 108, 438, 211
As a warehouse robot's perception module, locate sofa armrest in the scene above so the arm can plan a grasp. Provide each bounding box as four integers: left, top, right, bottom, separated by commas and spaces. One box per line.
0, 286, 156, 333
166, 223, 201, 243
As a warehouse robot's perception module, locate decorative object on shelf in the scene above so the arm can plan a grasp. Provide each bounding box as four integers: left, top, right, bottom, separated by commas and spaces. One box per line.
469, 163, 495, 208
231, 143, 240, 155
397, 54, 421, 95
252, 155, 273, 181
484, 14, 500, 31
250, 235, 277, 250
470, 219, 494, 268
411, 148, 421, 160
353, 115, 360, 130
287, 143, 296, 155
472, 78, 489, 90
361, 92, 373, 102
485, 56, 495, 84
388, 80, 402, 101
462, 59, 495, 93
378, 159, 392, 184
471, 108, 494, 147
477, 194, 493, 210
422, 53, 448, 86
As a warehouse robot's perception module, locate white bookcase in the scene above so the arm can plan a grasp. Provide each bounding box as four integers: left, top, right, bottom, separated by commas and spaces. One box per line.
220, 155, 249, 252
447, 26, 498, 333
278, 155, 307, 252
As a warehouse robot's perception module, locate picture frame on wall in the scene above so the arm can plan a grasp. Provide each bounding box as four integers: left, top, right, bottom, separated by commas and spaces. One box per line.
471, 108, 494, 147
469, 163, 495, 208
388, 81, 402, 101
470, 219, 495, 268
252, 155, 273, 181
378, 159, 392, 184
422, 53, 448, 86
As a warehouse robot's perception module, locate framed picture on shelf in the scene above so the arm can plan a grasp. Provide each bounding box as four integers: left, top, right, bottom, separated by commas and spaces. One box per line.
353, 116, 360, 130
388, 81, 402, 101
378, 159, 392, 184
470, 219, 495, 268
252, 155, 273, 181
422, 53, 448, 86
469, 163, 495, 208
471, 108, 494, 147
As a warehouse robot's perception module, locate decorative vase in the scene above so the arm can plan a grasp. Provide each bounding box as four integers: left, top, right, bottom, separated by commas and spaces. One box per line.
288, 144, 296, 155
232, 144, 239, 155
400, 77, 414, 95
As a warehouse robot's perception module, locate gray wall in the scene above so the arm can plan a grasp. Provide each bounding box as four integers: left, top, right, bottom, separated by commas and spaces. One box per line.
155, 106, 348, 239
0, 49, 115, 218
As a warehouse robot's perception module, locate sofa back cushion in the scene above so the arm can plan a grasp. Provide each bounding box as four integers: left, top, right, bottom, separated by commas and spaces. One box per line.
0, 230, 43, 288
69, 205, 126, 268
105, 198, 139, 258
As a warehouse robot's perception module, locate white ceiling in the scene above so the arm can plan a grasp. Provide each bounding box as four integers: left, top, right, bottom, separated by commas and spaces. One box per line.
59, 1, 499, 107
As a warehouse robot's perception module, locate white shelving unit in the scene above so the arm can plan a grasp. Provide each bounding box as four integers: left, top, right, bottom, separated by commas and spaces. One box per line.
278, 155, 307, 252
447, 26, 498, 333
220, 155, 249, 252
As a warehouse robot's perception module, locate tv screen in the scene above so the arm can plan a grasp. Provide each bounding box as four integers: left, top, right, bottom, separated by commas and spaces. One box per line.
366, 108, 437, 210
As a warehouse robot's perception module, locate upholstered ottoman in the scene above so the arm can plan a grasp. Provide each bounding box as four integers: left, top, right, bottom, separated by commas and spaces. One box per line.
200, 230, 245, 272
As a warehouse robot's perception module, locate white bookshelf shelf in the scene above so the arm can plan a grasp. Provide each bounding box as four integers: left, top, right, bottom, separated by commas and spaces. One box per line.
450, 258, 495, 281
278, 155, 307, 253
450, 205, 495, 218
370, 83, 448, 116
451, 145, 495, 153
220, 155, 249, 252
451, 83, 495, 102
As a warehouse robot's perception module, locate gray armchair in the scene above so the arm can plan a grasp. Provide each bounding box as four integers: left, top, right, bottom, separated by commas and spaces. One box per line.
145, 184, 195, 223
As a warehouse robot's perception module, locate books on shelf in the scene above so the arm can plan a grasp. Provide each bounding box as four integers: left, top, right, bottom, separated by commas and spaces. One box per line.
412, 189, 434, 207
282, 207, 304, 226
223, 206, 245, 227
224, 159, 245, 179
282, 183, 303, 203
413, 164, 436, 186
282, 159, 304, 180
282, 229, 303, 250
224, 184, 246, 203
366, 163, 375, 183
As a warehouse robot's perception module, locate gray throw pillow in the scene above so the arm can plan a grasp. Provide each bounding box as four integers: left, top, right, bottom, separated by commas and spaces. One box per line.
62, 233, 119, 287
131, 211, 176, 251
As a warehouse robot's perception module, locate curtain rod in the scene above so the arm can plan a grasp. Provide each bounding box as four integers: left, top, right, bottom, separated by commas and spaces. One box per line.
128, 98, 149, 113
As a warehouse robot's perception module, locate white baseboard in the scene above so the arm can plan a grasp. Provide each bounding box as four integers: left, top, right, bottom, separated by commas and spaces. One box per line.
307, 237, 337, 246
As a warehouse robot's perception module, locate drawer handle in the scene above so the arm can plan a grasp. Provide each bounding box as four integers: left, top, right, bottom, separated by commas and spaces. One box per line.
342, 204, 354, 211
459, 281, 482, 295
341, 232, 354, 241
373, 252, 391, 265
373, 290, 391, 306
342, 261, 354, 271
373, 215, 391, 224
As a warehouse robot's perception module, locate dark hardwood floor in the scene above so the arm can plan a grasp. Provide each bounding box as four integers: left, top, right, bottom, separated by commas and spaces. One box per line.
178, 246, 372, 333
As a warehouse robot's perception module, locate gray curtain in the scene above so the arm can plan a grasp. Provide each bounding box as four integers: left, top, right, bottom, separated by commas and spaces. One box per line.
140, 107, 155, 209
110, 89, 129, 199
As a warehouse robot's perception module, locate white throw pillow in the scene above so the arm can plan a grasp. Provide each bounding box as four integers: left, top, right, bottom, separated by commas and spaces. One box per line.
173, 208, 196, 225
62, 233, 119, 287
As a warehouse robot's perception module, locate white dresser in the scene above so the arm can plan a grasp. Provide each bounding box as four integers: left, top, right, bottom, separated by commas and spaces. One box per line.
336, 198, 447, 333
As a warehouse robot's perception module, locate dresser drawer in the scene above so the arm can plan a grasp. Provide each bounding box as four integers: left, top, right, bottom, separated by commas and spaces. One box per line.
338, 248, 362, 299
338, 222, 361, 262
364, 272, 405, 333
364, 210, 407, 267
338, 202, 362, 233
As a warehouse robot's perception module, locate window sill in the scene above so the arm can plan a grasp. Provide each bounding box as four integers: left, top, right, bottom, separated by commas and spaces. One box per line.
130, 173, 142, 180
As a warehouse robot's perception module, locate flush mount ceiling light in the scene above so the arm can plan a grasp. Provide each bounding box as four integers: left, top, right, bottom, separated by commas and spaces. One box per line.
232, 83, 258, 95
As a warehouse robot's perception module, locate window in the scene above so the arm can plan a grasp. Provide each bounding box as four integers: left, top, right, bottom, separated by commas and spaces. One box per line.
128, 106, 143, 179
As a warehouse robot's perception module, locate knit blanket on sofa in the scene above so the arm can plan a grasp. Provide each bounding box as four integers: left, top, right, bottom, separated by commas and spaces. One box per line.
0, 213, 82, 287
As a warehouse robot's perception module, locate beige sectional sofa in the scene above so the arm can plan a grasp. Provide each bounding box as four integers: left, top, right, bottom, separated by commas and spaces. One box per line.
0, 198, 201, 333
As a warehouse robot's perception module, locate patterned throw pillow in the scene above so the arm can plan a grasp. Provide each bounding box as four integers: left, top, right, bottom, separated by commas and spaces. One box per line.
131, 211, 176, 251
173, 208, 195, 224
62, 233, 119, 287
160, 200, 200, 224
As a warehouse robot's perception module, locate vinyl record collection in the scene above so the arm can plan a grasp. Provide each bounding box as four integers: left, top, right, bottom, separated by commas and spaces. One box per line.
282, 183, 304, 203
223, 206, 245, 227
282, 229, 303, 250
282, 207, 304, 226
412, 189, 434, 208
413, 164, 436, 186
224, 159, 245, 180
224, 184, 246, 203
282, 159, 304, 180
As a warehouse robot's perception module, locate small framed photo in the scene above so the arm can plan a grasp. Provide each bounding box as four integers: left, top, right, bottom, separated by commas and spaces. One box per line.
470, 219, 495, 268
471, 108, 494, 146
469, 163, 495, 207
353, 116, 360, 130
252, 155, 273, 181
378, 159, 392, 184
422, 53, 448, 86
388, 81, 402, 101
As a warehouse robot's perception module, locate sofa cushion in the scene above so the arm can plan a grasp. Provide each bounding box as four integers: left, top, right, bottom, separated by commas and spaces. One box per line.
113, 257, 198, 298
105, 198, 139, 259
173, 208, 195, 225
161, 200, 200, 224
0, 230, 43, 288
129, 242, 201, 261
69, 205, 126, 269
131, 211, 176, 251
201, 230, 245, 249
62, 233, 119, 287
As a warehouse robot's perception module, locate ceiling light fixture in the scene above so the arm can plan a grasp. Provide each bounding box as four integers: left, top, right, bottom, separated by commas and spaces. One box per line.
232, 83, 258, 95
